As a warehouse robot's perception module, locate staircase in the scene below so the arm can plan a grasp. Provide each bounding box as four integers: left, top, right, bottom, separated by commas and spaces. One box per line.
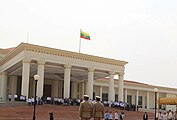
0, 101, 27, 107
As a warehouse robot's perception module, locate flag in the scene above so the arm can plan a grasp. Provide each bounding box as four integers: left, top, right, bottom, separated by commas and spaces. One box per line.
80, 31, 90, 40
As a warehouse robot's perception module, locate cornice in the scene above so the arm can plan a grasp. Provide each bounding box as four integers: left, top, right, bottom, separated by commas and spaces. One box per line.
0, 43, 25, 66
0, 42, 128, 66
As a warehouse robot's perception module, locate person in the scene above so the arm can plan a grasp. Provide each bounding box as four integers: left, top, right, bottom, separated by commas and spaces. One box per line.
20, 95, 23, 101
104, 111, 109, 120
92, 96, 104, 120
159, 112, 163, 120
47, 97, 51, 104
163, 112, 167, 120
31, 96, 34, 105
38, 97, 43, 105
167, 110, 172, 120
8, 93, 12, 101
120, 112, 125, 120
27, 97, 32, 106
172, 111, 175, 120
79, 95, 93, 120
114, 111, 119, 120
49, 112, 54, 120
156, 112, 158, 120
14, 94, 18, 101
108, 111, 113, 120
143, 112, 148, 120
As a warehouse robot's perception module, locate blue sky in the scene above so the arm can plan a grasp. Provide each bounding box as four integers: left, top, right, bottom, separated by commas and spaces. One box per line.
0, 0, 177, 88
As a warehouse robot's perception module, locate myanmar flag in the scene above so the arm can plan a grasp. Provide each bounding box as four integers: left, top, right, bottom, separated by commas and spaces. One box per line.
80, 31, 90, 40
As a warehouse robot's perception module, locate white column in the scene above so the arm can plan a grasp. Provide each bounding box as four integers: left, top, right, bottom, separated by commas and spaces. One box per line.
63, 64, 71, 98
100, 86, 102, 101
109, 71, 115, 102
125, 89, 128, 103
0, 72, 8, 101
136, 90, 139, 107
10, 76, 17, 101
37, 60, 45, 98
147, 91, 149, 109
118, 72, 124, 101
142, 96, 146, 109
52, 80, 59, 97
21, 58, 31, 99
71, 82, 77, 98
86, 68, 94, 100
132, 95, 136, 104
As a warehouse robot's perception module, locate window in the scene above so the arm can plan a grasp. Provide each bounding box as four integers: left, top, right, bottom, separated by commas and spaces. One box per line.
127, 95, 132, 104
138, 96, 142, 108
102, 93, 108, 101
115, 94, 118, 102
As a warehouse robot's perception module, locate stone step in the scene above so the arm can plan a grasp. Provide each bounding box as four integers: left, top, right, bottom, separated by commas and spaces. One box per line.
0, 101, 27, 107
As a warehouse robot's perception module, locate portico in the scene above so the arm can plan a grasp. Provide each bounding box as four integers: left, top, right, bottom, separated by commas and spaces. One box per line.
1, 43, 177, 111
0, 43, 127, 101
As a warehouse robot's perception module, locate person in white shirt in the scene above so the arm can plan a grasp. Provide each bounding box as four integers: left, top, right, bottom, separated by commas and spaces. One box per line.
8, 93, 12, 101
162, 112, 167, 120
14, 95, 18, 101
159, 112, 163, 120
20, 95, 23, 101
156, 112, 158, 120
47, 97, 51, 104
109, 101, 112, 107
167, 110, 172, 120
27, 98, 32, 106
114, 111, 119, 120
172, 111, 175, 120
109, 111, 113, 120
31, 97, 35, 105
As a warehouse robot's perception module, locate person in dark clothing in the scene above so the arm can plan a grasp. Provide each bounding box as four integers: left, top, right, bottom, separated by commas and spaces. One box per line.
49, 112, 54, 120
120, 112, 124, 120
143, 112, 148, 120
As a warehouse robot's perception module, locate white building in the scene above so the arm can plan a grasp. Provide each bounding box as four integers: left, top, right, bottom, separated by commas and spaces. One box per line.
0, 43, 176, 110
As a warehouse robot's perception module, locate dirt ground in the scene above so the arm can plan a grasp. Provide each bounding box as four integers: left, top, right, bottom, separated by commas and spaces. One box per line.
0, 104, 154, 120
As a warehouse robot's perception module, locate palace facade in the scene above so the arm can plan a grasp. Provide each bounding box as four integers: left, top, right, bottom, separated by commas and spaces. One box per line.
0, 43, 176, 110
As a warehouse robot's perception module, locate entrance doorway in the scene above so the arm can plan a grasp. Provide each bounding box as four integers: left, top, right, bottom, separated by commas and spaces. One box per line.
43, 84, 52, 97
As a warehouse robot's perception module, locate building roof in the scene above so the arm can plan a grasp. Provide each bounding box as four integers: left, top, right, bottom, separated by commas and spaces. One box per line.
97, 77, 177, 92
0, 47, 15, 55
0, 42, 128, 66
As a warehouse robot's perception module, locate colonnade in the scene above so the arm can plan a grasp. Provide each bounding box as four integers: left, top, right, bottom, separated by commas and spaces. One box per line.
0, 58, 125, 102
0, 69, 170, 110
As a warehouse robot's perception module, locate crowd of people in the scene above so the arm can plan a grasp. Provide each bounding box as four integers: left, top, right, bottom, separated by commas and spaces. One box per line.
103, 101, 136, 111
142, 109, 176, 120
8, 94, 177, 120
104, 111, 125, 120
8, 93, 135, 111
25, 96, 135, 112
156, 110, 176, 120
79, 95, 127, 120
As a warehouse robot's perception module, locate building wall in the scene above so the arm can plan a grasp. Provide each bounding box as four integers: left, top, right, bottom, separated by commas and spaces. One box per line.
166, 94, 177, 111
149, 92, 154, 109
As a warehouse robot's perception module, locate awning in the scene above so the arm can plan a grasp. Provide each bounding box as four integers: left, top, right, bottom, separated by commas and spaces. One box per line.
158, 97, 177, 105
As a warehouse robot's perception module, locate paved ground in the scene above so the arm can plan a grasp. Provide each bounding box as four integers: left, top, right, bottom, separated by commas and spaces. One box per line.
0, 104, 154, 120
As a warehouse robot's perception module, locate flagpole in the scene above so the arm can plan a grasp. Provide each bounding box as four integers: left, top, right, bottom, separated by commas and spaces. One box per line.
27, 32, 29, 43
79, 29, 82, 53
